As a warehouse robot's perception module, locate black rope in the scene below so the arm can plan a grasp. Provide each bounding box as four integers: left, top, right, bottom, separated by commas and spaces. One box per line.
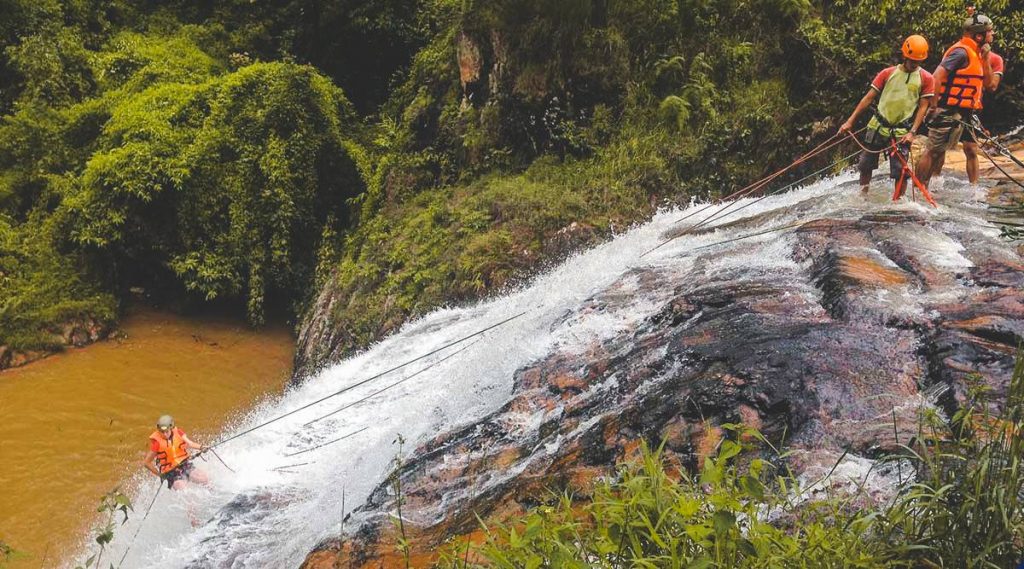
304, 339, 481, 428
271, 461, 314, 471
284, 426, 370, 458
961, 121, 1024, 190
117, 481, 162, 567
207, 310, 528, 450
208, 447, 236, 474
681, 222, 805, 256
682, 150, 860, 235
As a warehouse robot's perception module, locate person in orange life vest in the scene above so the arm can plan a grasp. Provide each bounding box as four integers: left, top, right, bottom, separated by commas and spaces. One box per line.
143, 415, 210, 490
915, 11, 995, 188
929, 22, 1005, 184
839, 35, 933, 194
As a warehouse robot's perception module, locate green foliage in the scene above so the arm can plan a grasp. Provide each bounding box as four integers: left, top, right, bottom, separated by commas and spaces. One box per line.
2, 28, 364, 328
880, 355, 1024, 567
437, 353, 1024, 568
439, 435, 889, 568
74, 487, 132, 569
0, 213, 116, 351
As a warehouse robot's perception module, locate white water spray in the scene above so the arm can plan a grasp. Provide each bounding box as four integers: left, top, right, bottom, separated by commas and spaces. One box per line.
95, 167, 996, 568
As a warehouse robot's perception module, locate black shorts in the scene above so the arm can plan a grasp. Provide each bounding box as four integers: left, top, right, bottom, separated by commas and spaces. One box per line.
162, 460, 194, 488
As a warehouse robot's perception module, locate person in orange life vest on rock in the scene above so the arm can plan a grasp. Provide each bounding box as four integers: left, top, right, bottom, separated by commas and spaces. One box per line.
929, 11, 1005, 184
839, 34, 934, 194
915, 11, 996, 189
143, 415, 209, 490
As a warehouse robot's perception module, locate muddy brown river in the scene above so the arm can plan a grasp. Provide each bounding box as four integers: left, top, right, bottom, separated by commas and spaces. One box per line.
0, 307, 294, 568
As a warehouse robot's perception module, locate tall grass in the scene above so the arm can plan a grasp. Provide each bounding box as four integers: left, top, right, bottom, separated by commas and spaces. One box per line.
437, 351, 1024, 568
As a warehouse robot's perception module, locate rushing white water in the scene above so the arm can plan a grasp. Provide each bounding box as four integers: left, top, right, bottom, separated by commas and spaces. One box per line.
95, 168, 998, 568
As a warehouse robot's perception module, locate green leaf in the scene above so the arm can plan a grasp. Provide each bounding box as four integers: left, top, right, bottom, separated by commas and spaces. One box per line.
712, 510, 736, 534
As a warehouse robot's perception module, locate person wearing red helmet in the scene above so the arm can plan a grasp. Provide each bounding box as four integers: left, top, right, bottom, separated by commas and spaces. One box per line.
839, 35, 934, 194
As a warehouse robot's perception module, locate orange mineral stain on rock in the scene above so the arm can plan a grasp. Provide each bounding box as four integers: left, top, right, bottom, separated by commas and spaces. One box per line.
838, 255, 909, 286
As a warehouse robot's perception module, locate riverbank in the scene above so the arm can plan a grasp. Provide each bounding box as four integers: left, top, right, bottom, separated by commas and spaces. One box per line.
0, 307, 294, 568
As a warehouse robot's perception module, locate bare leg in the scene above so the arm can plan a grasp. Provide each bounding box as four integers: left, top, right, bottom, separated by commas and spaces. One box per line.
916, 149, 939, 188
962, 141, 979, 183
931, 151, 947, 180
187, 467, 210, 485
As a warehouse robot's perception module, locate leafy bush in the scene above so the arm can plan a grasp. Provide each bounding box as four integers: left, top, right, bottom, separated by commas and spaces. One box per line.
0, 213, 115, 351
436, 353, 1024, 568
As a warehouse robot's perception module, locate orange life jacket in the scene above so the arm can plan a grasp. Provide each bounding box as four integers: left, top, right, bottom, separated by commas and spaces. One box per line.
937, 37, 985, 110
150, 428, 190, 474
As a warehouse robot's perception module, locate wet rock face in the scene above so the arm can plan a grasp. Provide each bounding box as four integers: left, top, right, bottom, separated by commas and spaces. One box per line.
303, 198, 1024, 567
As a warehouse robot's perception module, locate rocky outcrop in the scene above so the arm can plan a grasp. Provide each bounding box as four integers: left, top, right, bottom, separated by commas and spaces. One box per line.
0, 315, 113, 371
301, 179, 1024, 567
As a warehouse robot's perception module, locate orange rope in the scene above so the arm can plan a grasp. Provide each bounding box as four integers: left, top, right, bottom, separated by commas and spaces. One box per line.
679, 133, 857, 234
888, 139, 937, 207
674, 128, 864, 225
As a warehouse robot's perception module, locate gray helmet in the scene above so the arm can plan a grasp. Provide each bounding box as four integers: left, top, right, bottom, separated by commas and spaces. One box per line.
963, 13, 993, 34
156, 415, 174, 429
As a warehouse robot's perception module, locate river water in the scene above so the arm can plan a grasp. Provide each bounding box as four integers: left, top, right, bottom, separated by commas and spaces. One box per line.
0, 308, 294, 568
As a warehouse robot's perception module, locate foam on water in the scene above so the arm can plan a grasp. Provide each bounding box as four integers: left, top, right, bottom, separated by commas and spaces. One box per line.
96, 168, 995, 568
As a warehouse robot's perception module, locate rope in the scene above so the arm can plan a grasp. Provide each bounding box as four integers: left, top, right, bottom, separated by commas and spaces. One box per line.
208, 447, 236, 474
117, 481, 162, 567
684, 221, 806, 254
304, 339, 481, 428
681, 133, 855, 226
640, 150, 859, 258
960, 121, 1024, 190
283, 426, 371, 458
846, 131, 892, 154
885, 139, 937, 207
672, 130, 862, 226
680, 150, 860, 236
207, 310, 528, 450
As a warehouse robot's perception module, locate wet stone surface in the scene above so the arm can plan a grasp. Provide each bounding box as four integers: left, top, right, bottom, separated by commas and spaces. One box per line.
303, 191, 1024, 568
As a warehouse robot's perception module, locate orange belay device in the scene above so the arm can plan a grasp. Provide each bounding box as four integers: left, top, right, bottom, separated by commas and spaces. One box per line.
890, 140, 938, 207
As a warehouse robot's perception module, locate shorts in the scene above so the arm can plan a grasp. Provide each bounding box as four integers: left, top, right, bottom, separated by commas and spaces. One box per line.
857, 130, 888, 179
162, 460, 194, 488
926, 108, 971, 153
857, 129, 906, 180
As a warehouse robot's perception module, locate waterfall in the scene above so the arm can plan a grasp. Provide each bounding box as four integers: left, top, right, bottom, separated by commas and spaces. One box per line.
99, 169, 1000, 568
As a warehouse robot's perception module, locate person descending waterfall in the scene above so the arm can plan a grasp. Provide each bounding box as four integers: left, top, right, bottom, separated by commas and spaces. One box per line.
144, 415, 209, 490
915, 11, 995, 189
839, 34, 933, 195
928, 8, 1005, 184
